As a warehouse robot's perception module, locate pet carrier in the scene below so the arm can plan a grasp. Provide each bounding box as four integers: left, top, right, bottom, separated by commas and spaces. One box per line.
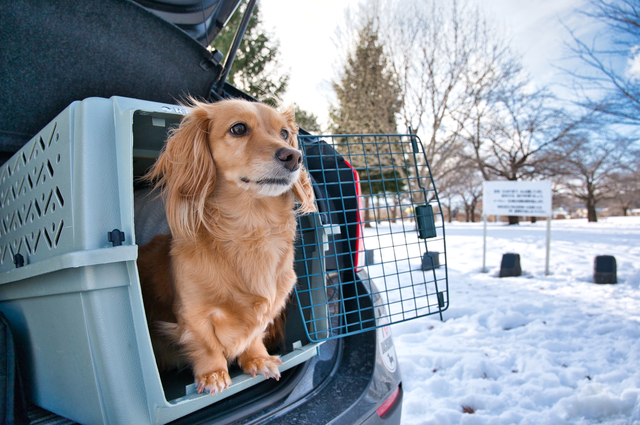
0, 97, 447, 424
0, 97, 321, 424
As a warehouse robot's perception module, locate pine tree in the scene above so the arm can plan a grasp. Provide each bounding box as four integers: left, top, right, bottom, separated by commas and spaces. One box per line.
330, 20, 403, 224
211, 2, 288, 106
294, 105, 321, 133
330, 21, 401, 135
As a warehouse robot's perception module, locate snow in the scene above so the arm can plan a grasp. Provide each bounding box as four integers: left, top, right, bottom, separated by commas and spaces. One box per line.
370, 217, 640, 424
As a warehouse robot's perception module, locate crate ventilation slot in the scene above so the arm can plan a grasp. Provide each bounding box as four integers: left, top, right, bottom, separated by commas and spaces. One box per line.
0, 119, 71, 271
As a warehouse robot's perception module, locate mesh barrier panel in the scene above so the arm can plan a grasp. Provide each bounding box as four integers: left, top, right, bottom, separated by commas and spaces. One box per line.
293, 134, 448, 342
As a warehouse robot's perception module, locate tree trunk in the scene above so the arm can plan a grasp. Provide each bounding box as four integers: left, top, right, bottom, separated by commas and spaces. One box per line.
443, 201, 453, 223
586, 184, 598, 222
508, 216, 519, 225
391, 197, 398, 223
587, 203, 598, 222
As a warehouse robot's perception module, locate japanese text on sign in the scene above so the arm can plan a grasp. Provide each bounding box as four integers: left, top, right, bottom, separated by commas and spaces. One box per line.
482, 181, 552, 217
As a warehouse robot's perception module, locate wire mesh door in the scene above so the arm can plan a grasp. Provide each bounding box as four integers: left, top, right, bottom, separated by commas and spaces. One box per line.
293, 133, 448, 343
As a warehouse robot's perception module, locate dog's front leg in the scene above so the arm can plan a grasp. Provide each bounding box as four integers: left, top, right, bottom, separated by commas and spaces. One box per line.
237, 336, 283, 380
178, 315, 232, 394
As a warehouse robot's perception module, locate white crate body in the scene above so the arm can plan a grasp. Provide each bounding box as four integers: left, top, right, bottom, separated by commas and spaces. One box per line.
0, 97, 319, 424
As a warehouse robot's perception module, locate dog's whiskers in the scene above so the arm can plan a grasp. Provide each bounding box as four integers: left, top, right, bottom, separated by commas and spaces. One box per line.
256, 178, 290, 186
239, 177, 290, 186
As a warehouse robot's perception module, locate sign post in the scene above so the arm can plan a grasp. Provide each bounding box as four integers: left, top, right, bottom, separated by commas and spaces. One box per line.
482, 213, 488, 272
482, 181, 553, 275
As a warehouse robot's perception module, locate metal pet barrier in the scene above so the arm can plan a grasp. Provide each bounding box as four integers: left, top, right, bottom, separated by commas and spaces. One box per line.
293, 133, 449, 342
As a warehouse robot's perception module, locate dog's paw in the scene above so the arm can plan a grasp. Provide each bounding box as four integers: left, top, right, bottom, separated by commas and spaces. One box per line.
242, 356, 283, 380
196, 370, 232, 395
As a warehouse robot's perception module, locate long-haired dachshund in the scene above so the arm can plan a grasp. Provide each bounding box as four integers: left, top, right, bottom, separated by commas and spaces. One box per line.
137, 98, 315, 395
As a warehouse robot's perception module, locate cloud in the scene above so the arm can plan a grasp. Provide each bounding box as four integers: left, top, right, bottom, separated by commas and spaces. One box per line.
626, 46, 640, 81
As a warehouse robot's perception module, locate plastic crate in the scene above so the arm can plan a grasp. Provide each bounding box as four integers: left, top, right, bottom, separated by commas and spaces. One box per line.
0, 97, 322, 424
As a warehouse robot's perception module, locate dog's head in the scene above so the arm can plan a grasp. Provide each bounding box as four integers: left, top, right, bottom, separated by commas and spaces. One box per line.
145, 98, 316, 239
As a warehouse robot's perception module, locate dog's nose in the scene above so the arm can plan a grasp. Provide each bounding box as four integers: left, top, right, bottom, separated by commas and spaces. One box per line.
276, 148, 302, 172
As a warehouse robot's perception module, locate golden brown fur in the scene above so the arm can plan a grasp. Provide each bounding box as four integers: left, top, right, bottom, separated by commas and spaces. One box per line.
137, 98, 315, 394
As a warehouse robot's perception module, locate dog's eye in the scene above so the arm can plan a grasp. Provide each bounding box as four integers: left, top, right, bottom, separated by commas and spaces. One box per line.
229, 123, 248, 136
280, 129, 289, 140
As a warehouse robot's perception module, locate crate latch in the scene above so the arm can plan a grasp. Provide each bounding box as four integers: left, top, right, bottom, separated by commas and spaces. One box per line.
107, 229, 125, 247
415, 204, 437, 239
13, 253, 24, 268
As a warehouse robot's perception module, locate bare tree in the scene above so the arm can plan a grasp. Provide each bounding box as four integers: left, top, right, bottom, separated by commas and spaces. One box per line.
377, 0, 514, 192
550, 135, 634, 222
435, 168, 463, 223
564, 0, 640, 125
475, 88, 587, 181
607, 148, 640, 215
471, 79, 592, 223
341, 0, 600, 227
608, 170, 640, 215
438, 188, 456, 223
557, 0, 640, 220
454, 163, 484, 222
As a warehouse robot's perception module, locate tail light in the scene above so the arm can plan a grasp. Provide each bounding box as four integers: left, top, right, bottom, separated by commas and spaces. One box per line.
343, 159, 365, 272
376, 385, 400, 417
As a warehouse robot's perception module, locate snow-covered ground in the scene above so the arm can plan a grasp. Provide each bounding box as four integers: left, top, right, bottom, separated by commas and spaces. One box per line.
374, 217, 640, 425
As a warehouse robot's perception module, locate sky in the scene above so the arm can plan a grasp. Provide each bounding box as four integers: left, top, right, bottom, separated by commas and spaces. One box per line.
259, 0, 600, 131
260, 0, 362, 128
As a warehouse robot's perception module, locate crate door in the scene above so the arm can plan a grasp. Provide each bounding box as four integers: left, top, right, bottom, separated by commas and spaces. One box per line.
294, 134, 448, 342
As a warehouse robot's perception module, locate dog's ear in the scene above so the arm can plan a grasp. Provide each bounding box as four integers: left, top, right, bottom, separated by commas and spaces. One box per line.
292, 167, 316, 215
144, 104, 215, 239
281, 106, 315, 213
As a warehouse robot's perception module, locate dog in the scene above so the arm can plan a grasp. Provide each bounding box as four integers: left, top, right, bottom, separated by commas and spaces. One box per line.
137, 98, 315, 395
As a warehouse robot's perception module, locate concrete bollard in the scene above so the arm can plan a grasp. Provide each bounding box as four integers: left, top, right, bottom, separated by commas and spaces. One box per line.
594, 255, 617, 284
499, 253, 522, 277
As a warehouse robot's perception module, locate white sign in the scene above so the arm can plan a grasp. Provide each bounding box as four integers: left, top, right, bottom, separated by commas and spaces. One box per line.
483, 181, 552, 217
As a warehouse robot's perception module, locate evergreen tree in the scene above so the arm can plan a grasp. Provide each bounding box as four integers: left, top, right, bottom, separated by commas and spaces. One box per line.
330, 21, 401, 135
294, 105, 321, 133
211, 2, 288, 106
330, 20, 403, 224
